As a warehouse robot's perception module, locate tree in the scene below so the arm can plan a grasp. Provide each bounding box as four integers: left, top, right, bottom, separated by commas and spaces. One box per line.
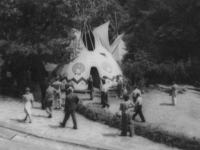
123, 0, 200, 84
0, 0, 78, 61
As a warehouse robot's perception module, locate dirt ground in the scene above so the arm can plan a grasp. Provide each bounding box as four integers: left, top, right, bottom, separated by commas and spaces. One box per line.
142, 85, 200, 139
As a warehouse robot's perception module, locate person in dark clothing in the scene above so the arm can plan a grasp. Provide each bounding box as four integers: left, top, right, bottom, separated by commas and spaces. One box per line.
63, 80, 74, 96
87, 75, 94, 100
44, 83, 58, 118
132, 93, 145, 122
60, 87, 80, 129
40, 77, 48, 109
116, 75, 123, 99
120, 94, 134, 136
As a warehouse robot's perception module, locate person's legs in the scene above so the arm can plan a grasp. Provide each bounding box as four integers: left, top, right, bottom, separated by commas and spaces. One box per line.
174, 97, 177, 105
58, 98, 62, 108
49, 106, 53, 115
71, 110, 77, 129
41, 91, 45, 109
102, 92, 109, 108
102, 92, 105, 107
117, 84, 120, 98
58, 92, 62, 108
45, 100, 53, 118
121, 113, 128, 136
133, 97, 137, 103
138, 106, 145, 122
61, 111, 70, 127
54, 95, 58, 109
132, 111, 139, 120
105, 93, 110, 108
46, 107, 51, 116
101, 92, 103, 104
172, 96, 177, 105
119, 84, 123, 98
27, 114, 32, 123
24, 114, 28, 121
90, 90, 94, 100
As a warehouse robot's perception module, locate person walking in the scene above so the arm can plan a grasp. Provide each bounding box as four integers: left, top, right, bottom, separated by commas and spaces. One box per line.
132, 85, 141, 103
170, 81, 178, 106
116, 75, 123, 99
60, 87, 80, 129
21, 87, 34, 123
101, 79, 110, 108
132, 93, 145, 122
87, 75, 94, 100
100, 76, 108, 104
52, 76, 62, 109
40, 77, 48, 109
44, 83, 58, 118
120, 94, 134, 136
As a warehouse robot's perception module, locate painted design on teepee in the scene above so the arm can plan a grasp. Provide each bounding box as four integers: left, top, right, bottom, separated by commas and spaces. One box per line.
60, 74, 123, 84
72, 63, 85, 75
102, 61, 112, 73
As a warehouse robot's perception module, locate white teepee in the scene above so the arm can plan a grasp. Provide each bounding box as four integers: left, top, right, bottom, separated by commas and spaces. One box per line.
52, 22, 125, 90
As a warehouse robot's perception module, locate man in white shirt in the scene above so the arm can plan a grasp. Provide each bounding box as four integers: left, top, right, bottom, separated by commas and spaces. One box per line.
101, 80, 110, 108
132, 85, 141, 103
132, 93, 145, 122
170, 81, 178, 106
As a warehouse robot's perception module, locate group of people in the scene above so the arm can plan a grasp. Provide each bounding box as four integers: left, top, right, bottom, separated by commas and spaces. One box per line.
22, 74, 95, 129
21, 72, 179, 138
22, 76, 80, 129
119, 85, 146, 137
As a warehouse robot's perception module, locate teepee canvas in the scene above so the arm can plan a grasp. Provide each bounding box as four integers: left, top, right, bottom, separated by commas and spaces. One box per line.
111, 34, 127, 63
51, 22, 124, 90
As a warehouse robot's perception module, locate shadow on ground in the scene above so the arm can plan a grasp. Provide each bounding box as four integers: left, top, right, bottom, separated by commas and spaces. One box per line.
10, 118, 26, 123
160, 103, 174, 106
102, 133, 119, 137
49, 124, 71, 129
32, 114, 47, 118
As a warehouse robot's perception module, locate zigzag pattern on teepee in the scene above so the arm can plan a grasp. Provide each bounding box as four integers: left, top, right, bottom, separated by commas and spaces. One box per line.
61, 75, 123, 85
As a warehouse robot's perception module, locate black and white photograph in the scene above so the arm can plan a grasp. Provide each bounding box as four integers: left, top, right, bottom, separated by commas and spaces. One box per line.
0, 0, 200, 150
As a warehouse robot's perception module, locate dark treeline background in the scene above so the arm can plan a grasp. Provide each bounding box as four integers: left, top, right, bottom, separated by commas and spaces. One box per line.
121, 0, 200, 85
0, 0, 200, 86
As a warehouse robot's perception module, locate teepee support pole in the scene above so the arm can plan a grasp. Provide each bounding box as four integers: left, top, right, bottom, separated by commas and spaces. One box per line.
86, 23, 95, 50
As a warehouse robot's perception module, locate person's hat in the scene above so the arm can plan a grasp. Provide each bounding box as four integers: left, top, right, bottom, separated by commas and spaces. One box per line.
25, 87, 30, 93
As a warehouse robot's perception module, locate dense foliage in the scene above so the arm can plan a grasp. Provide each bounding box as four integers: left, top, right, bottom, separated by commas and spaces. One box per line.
122, 0, 200, 85
0, 0, 200, 85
